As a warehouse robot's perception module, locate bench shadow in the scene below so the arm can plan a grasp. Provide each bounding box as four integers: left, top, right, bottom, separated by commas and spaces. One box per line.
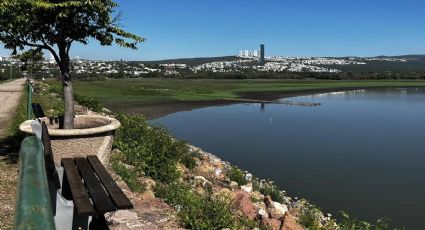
0, 133, 24, 164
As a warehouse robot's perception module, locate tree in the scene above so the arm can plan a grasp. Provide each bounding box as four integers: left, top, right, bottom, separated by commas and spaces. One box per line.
14, 49, 45, 77
0, 0, 144, 128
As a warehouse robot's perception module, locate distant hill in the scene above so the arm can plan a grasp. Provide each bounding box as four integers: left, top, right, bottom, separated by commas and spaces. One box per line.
138, 56, 240, 66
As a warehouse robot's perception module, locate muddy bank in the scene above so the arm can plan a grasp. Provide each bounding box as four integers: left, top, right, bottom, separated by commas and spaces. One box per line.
107, 86, 416, 120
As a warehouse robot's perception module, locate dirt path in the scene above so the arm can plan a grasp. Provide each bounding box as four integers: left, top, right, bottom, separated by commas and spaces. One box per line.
0, 79, 26, 138
0, 78, 25, 230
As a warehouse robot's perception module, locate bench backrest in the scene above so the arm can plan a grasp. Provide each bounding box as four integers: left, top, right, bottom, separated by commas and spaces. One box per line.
32, 103, 46, 118
41, 121, 61, 190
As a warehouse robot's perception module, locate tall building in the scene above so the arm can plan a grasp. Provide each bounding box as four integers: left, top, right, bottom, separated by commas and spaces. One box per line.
239, 50, 244, 57
260, 44, 265, 64
244, 50, 249, 57
253, 50, 258, 57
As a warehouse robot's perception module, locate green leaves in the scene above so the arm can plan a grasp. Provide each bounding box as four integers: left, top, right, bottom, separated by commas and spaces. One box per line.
0, 0, 144, 59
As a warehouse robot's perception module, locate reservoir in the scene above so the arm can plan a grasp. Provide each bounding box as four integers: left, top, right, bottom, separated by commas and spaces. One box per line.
152, 88, 425, 229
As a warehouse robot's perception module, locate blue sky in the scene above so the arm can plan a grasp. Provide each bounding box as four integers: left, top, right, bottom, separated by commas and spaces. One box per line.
1, 0, 425, 60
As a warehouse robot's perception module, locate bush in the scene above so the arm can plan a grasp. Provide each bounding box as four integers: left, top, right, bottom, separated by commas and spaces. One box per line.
110, 154, 145, 192
252, 179, 283, 203
73, 94, 103, 112
228, 166, 247, 186
113, 113, 196, 183
156, 182, 261, 230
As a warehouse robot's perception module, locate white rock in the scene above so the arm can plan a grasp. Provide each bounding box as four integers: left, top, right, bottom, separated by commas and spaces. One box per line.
215, 168, 222, 177
245, 173, 253, 181
241, 183, 253, 193
272, 201, 288, 216
258, 208, 269, 218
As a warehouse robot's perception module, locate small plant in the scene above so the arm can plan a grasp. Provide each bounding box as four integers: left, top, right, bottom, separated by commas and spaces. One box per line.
252, 179, 284, 203
228, 166, 247, 186
298, 202, 326, 230
110, 155, 145, 192
338, 212, 400, 230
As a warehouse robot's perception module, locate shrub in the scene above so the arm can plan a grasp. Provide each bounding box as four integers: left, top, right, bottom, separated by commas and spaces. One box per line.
73, 94, 104, 112
156, 182, 268, 230
252, 179, 283, 203
228, 166, 247, 186
298, 203, 326, 230
110, 155, 144, 192
338, 212, 398, 230
113, 113, 195, 183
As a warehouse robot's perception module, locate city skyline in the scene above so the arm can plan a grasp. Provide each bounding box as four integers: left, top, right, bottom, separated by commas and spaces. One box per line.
1, 0, 425, 61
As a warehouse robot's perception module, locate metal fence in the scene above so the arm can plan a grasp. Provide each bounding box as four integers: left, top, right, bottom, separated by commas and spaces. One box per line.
14, 127, 55, 228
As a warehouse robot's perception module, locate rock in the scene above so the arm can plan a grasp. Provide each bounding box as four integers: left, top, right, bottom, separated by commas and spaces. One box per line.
193, 176, 212, 189
261, 217, 282, 230
176, 163, 188, 175
251, 191, 264, 202
264, 196, 288, 219
192, 163, 215, 179
228, 181, 239, 190
282, 214, 304, 230
245, 173, 253, 182
241, 183, 253, 193
258, 208, 269, 218
214, 168, 223, 177
194, 187, 207, 196
269, 201, 288, 219
231, 191, 256, 220
137, 177, 156, 191
212, 187, 235, 201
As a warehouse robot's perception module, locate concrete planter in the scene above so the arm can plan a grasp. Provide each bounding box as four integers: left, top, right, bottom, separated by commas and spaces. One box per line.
19, 115, 120, 165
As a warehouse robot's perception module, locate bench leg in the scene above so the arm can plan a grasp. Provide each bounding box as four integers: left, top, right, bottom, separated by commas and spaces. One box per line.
89, 215, 109, 230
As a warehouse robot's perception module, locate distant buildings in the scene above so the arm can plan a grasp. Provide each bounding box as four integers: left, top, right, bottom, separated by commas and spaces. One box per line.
238, 44, 265, 64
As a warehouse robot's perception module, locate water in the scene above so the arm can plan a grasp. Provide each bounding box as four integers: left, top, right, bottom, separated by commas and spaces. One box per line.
152, 88, 425, 229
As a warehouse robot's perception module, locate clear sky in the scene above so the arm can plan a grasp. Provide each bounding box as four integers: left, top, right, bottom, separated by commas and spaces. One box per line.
1, 0, 425, 60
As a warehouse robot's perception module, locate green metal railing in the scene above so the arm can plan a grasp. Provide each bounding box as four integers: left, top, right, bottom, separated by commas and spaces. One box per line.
14, 136, 55, 230
26, 79, 33, 120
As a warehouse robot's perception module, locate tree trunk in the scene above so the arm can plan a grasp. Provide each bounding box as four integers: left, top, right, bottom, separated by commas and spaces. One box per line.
60, 59, 74, 129
62, 75, 74, 129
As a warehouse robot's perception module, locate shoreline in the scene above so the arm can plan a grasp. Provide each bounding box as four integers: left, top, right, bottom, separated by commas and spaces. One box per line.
108, 85, 421, 120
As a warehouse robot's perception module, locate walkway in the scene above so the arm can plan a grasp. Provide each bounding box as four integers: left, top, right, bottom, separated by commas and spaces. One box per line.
0, 78, 26, 138
0, 78, 25, 229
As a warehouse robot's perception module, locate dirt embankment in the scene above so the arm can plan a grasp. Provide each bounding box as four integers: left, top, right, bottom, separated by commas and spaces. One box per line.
109, 86, 400, 120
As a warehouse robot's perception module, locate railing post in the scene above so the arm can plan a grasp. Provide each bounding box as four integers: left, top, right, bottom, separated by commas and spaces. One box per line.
14, 136, 55, 230
27, 78, 32, 120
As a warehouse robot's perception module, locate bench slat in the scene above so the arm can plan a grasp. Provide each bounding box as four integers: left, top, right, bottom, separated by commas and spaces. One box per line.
41, 122, 61, 190
32, 103, 46, 118
87, 156, 133, 209
74, 157, 116, 214
61, 158, 95, 216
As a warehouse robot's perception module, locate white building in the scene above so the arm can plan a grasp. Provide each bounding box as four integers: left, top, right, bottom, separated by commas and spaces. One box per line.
253, 50, 258, 57
244, 50, 249, 57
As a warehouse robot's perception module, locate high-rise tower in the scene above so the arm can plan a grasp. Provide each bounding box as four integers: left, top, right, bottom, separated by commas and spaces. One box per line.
260, 44, 265, 64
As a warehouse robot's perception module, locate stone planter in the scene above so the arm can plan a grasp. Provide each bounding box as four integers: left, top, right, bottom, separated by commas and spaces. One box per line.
19, 115, 120, 165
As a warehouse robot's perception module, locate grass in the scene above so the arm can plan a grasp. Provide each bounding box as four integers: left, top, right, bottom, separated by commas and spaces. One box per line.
46, 78, 425, 112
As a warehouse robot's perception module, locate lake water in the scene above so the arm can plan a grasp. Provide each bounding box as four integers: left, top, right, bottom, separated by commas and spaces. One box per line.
152, 88, 425, 229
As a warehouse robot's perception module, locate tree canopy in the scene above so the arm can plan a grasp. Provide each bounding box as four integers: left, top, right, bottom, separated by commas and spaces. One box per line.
0, 0, 145, 128
0, 0, 144, 65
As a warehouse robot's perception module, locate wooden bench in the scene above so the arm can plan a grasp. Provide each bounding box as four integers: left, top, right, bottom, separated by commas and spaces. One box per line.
41, 121, 133, 229
32, 103, 46, 118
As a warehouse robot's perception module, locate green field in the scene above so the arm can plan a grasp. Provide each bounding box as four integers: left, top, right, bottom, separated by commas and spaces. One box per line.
60, 78, 425, 103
